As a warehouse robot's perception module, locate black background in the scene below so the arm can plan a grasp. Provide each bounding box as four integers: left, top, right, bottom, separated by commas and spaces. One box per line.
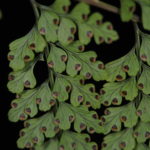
0, 0, 142, 149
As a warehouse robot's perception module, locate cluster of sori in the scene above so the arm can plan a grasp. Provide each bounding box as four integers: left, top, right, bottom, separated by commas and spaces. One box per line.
99, 26, 150, 150
7, 0, 118, 149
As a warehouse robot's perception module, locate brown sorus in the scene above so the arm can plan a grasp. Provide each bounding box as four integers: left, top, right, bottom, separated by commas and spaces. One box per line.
111, 125, 118, 131
66, 86, 71, 92
75, 64, 82, 71
89, 127, 95, 134
103, 101, 109, 106
62, 5, 69, 12
138, 83, 144, 89
98, 63, 105, 69
116, 75, 123, 81
61, 55, 67, 62
59, 145, 65, 150
120, 116, 127, 122
89, 87, 95, 92
78, 95, 84, 103
48, 61, 54, 68
96, 20, 102, 25
69, 115, 75, 122
92, 145, 98, 150
40, 126, 47, 132
140, 54, 147, 61
78, 45, 85, 51
8, 74, 15, 81
53, 19, 59, 25
90, 57, 96, 62
112, 98, 118, 105
29, 43, 36, 50
99, 89, 105, 95
85, 137, 91, 142
136, 110, 142, 116
36, 98, 42, 104
8, 55, 14, 61
99, 37, 104, 43
123, 65, 129, 72
19, 113, 26, 120
11, 102, 18, 108
24, 80, 30, 87
80, 123, 86, 130
85, 72, 92, 79
82, 14, 88, 20
39, 28, 46, 35
87, 31, 93, 38
52, 91, 59, 98
104, 109, 111, 115
119, 142, 126, 148
70, 27, 76, 34
50, 99, 56, 106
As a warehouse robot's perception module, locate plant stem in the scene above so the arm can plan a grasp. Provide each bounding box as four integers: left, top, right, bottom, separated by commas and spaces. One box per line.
134, 23, 140, 58
133, 22, 142, 108
79, 0, 119, 13
76, 0, 139, 22
45, 46, 55, 89
30, 0, 39, 20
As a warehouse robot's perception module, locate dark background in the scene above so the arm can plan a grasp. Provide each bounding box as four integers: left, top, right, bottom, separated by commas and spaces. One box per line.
0, 0, 141, 149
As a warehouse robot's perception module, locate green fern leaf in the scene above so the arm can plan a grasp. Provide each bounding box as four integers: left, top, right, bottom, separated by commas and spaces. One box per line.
55, 102, 102, 133
8, 81, 55, 122
17, 112, 58, 149
35, 139, 59, 150
63, 40, 85, 53
58, 17, 76, 45
38, 10, 59, 42
139, 32, 150, 65
80, 83, 100, 108
70, 3, 118, 45
70, 2, 92, 45
36, 131, 98, 150
52, 74, 71, 102
70, 2, 90, 22
100, 77, 138, 106
100, 102, 138, 134
137, 64, 150, 94
65, 46, 106, 80
78, 23, 93, 45
47, 44, 67, 73
48, 43, 106, 80
51, 0, 71, 14
88, 13, 119, 44
7, 59, 38, 94
135, 0, 150, 30
135, 144, 150, 150
134, 121, 150, 143
120, 0, 135, 22
105, 49, 140, 82
53, 74, 100, 108
59, 131, 98, 150
38, 2, 118, 45
102, 128, 136, 150
8, 27, 46, 71
137, 94, 150, 122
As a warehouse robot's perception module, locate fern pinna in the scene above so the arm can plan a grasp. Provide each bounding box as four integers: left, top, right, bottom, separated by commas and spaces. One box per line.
7, 0, 150, 149
99, 25, 150, 150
